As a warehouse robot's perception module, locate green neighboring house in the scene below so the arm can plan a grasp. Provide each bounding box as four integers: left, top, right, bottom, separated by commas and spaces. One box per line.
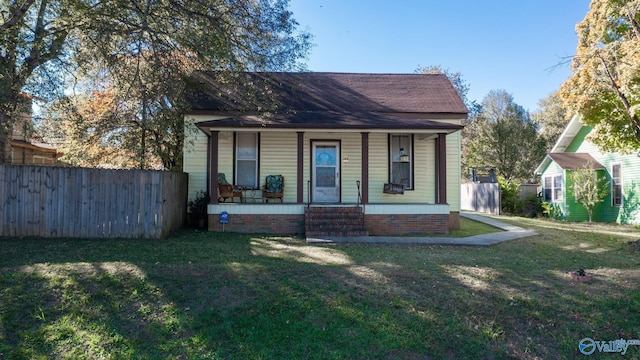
535, 115, 640, 224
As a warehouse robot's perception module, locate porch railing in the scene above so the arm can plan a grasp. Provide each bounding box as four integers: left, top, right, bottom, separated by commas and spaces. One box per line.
356, 180, 365, 227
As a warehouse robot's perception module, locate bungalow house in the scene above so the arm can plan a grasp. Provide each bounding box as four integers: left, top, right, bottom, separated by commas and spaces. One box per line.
10, 140, 59, 165
183, 72, 468, 236
10, 94, 60, 165
534, 115, 640, 224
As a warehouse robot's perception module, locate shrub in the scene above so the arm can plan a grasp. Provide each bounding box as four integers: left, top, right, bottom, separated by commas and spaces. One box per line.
188, 191, 210, 228
499, 177, 520, 215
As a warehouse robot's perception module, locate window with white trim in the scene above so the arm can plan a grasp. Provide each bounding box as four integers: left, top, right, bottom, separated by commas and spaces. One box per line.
235, 132, 258, 188
389, 134, 413, 189
611, 163, 622, 206
543, 174, 563, 202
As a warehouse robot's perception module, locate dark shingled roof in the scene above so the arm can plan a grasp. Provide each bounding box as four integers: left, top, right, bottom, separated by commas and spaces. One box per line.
548, 153, 605, 170
188, 72, 468, 115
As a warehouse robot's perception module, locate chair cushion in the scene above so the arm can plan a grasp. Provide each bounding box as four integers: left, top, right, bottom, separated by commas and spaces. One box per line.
218, 173, 229, 185
265, 175, 283, 193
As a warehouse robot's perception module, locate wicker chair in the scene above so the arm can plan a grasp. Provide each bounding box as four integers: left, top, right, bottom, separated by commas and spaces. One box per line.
261, 175, 284, 203
217, 173, 243, 203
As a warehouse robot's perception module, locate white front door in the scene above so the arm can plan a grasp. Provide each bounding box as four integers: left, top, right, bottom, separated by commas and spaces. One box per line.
312, 141, 340, 203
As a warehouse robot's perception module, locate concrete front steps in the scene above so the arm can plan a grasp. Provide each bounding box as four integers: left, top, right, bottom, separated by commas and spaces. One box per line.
305, 206, 368, 238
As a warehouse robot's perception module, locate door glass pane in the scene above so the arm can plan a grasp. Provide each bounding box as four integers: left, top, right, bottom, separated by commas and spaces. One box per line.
316, 167, 335, 187
315, 146, 336, 166
315, 145, 336, 187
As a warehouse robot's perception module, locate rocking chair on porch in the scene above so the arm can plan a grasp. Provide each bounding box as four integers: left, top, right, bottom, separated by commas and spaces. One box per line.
262, 175, 284, 203
217, 173, 243, 203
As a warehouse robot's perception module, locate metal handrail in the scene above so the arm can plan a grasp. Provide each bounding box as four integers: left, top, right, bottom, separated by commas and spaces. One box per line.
307, 180, 311, 207
356, 180, 365, 227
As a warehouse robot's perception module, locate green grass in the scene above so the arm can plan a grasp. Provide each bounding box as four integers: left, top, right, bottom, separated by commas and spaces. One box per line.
449, 217, 502, 237
1, 217, 639, 359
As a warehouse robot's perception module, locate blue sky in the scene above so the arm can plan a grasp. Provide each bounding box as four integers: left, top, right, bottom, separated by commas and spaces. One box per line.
288, 0, 591, 112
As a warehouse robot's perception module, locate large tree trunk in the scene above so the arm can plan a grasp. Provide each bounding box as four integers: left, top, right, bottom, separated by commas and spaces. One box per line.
0, 86, 18, 164
0, 111, 12, 164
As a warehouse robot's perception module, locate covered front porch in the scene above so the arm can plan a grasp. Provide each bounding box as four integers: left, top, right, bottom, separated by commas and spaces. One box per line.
196, 126, 459, 235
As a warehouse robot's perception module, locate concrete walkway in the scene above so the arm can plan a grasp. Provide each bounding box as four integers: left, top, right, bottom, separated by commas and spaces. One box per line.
306, 212, 537, 246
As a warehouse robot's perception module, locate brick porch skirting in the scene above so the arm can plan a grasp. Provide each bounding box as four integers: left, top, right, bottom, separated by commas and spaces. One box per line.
208, 213, 305, 235
208, 212, 449, 236
364, 214, 449, 235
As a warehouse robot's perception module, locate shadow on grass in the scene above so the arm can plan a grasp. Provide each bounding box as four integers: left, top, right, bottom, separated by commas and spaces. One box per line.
1, 226, 639, 359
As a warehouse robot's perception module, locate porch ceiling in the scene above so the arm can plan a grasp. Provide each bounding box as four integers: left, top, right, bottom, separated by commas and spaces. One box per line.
195, 111, 463, 134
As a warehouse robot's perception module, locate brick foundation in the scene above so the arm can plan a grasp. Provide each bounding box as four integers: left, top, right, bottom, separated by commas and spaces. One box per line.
449, 211, 460, 230
207, 210, 450, 236
364, 214, 449, 235
208, 213, 305, 235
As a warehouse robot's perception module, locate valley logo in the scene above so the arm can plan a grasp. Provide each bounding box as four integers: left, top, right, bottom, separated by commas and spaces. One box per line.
579, 337, 640, 356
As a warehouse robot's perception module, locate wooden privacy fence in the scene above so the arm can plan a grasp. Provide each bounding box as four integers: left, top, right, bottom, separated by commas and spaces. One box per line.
0, 165, 188, 239
461, 182, 501, 215
461, 183, 542, 215
519, 184, 540, 200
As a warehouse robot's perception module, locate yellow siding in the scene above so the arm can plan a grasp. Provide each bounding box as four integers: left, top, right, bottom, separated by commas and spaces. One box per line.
337, 133, 362, 202
260, 132, 298, 202
416, 136, 436, 203
446, 132, 461, 211
183, 124, 208, 201
369, 133, 439, 203
368, 133, 389, 203
218, 131, 234, 177
183, 115, 228, 201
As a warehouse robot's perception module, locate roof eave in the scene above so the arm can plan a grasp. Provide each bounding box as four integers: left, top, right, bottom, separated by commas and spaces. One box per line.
550, 115, 583, 153
534, 155, 552, 175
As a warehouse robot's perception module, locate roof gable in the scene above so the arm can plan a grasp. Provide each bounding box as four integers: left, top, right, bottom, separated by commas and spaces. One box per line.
188, 72, 468, 115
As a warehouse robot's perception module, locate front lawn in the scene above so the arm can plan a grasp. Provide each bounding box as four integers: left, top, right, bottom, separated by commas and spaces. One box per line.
0, 217, 638, 359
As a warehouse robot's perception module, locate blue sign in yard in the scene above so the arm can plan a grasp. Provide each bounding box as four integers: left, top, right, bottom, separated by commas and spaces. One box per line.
219, 211, 229, 224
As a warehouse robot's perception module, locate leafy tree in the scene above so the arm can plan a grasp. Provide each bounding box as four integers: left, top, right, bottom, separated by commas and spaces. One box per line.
2, 0, 311, 167
1, 0, 73, 163
460, 102, 483, 178
570, 162, 609, 222
41, 89, 139, 168
531, 91, 568, 151
559, 0, 640, 153
466, 90, 547, 182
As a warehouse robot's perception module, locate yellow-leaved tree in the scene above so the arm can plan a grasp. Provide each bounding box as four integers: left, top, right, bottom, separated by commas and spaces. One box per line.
559, 0, 640, 153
